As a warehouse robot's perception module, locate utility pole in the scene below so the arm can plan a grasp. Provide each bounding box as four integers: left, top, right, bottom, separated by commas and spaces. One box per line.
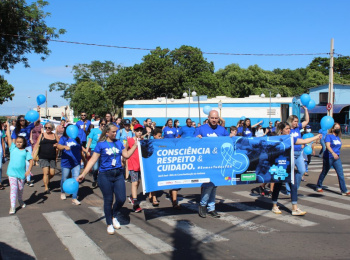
328, 38, 334, 117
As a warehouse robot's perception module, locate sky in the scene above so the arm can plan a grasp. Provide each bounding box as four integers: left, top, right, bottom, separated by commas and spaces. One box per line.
1, 0, 350, 116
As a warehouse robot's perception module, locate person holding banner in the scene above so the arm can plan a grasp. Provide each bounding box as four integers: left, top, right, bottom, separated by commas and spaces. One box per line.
238, 118, 262, 137
286, 108, 309, 190
77, 123, 138, 235
271, 122, 322, 215
163, 119, 177, 138
316, 123, 350, 196
195, 110, 229, 218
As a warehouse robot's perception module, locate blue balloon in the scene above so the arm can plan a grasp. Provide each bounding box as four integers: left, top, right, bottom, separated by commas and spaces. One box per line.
203, 106, 212, 115
63, 178, 79, 194
300, 94, 310, 106
320, 116, 334, 131
240, 116, 246, 120
302, 133, 313, 139
36, 94, 46, 106
303, 145, 312, 155
25, 110, 39, 122
66, 125, 79, 139
307, 99, 316, 110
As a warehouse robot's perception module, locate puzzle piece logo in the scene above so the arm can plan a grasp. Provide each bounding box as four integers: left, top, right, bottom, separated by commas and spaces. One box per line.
275, 155, 290, 170
269, 165, 289, 181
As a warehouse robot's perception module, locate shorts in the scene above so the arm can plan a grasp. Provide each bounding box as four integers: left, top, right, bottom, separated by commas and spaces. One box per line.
39, 159, 56, 169
129, 170, 141, 183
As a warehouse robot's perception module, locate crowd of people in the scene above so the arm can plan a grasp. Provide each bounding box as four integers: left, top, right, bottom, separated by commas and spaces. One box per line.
0, 107, 349, 235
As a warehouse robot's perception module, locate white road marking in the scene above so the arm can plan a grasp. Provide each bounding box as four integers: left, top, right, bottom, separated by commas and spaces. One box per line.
0, 216, 36, 259
89, 207, 175, 254
43, 211, 110, 260
235, 191, 350, 221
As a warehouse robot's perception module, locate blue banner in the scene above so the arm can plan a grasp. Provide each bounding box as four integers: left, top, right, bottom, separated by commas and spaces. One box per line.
139, 136, 294, 193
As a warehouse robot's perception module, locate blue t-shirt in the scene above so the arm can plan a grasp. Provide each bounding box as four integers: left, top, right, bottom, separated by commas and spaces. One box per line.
319, 129, 328, 140
76, 120, 91, 142
87, 128, 102, 151
178, 126, 196, 138
242, 127, 253, 137
116, 129, 134, 146
163, 126, 177, 138
195, 124, 229, 137
94, 140, 124, 172
11, 123, 35, 147
59, 136, 82, 169
7, 143, 32, 179
237, 126, 243, 135
290, 123, 303, 151
324, 134, 342, 159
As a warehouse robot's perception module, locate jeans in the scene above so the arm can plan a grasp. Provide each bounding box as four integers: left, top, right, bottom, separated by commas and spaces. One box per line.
317, 157, 348, 193
294, 150, 305, 189
91, 151, 99, 182
25, 146, 32, 182
0, 151, 3, 182
61, 165, 81, 199
98, 168, 126, 225
319, 139, 326, 156
200, 182, 217, 212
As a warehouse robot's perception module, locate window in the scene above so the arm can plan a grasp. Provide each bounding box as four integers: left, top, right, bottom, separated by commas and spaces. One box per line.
319, 92, 334, 104
126, 110, 132, 116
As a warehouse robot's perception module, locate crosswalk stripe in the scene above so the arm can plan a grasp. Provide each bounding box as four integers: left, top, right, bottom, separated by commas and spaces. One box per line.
234, 191, 350, 221
223, 194, 318, 227
169, 197, 278, 234
43, 211, 110, 260
141, 201, 229, 242
296, 194, 350, 211
329, 173, 350, 176
0, 216, 36, 259
298, 186, 350, 201
89, 207, 175, 254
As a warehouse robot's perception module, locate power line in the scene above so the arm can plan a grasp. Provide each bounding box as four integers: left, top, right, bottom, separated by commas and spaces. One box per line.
0, 33, 343, 57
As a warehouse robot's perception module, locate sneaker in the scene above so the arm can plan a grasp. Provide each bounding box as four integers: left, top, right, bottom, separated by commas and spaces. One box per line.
112, 217, 121, 229
107, 225, 115, 235
341, 191, 350, 196
9, 207, 15, 215
72, 199, 81, 205
133, 204, 142, 213
208, 210, 221, 218
271, 206, 282, 214
198, 205, 207, 218
292, 208, 306, 216
28, 181, 34, 187
92, 181, 97, 188
128, 196, 135, 205
61, 193, 67, 200
18, 200, 26, 208
258, 186, 265, 196
316, 188, 323, 193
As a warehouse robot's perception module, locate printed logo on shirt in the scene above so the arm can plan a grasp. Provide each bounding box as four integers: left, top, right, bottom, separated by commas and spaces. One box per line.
105, 147, 120, 155
166, 131, 174, 134
19, 133, 27, 137
206, 133, 218, 137
66, 141, 77, 147
290, 132, 299, 138
333, 140, 341, 145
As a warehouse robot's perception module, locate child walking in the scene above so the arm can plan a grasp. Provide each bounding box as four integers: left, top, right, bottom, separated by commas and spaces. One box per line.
5, 121, 33, 214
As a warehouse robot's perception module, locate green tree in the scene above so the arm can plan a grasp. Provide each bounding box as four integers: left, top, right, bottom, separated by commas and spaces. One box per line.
308, 56, 350, 81
0, 0, 66, 72
70, 81, 112, 117
0, 76, 14, 104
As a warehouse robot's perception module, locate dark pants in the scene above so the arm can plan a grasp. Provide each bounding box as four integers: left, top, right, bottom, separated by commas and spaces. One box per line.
98, 168, 126, 225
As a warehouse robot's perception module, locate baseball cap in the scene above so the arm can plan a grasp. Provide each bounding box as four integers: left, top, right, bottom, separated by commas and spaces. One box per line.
134, 124, 143, 130
123, 119, 131, 125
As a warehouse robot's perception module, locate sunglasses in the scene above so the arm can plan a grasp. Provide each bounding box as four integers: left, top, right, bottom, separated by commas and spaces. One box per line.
19, 119, 25, 122
100, 124, 106, 126
45, 127, 52, 130
81, 115, 87, 117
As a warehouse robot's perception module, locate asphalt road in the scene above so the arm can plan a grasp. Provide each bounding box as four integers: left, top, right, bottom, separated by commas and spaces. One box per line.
1, 148, 350, 260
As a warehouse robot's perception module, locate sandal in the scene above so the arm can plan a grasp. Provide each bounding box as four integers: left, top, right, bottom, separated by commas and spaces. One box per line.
172, 202, 181, 210
0, 184, 4, 190
152, 201, 159, 207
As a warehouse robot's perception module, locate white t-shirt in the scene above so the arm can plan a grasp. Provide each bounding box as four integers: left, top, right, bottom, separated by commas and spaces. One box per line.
255, 129, 264, 137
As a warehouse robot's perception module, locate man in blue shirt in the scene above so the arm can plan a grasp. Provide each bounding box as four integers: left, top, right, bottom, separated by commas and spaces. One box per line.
75, 112, 91, 148
195, 110, 229, 219
178, 118, 195, 138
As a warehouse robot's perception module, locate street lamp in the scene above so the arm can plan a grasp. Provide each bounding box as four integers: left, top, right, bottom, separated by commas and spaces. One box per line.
183, 88, 197, 118
158, 93, 174, 120
260, 91, 281, 122
218, 100, 223, 117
